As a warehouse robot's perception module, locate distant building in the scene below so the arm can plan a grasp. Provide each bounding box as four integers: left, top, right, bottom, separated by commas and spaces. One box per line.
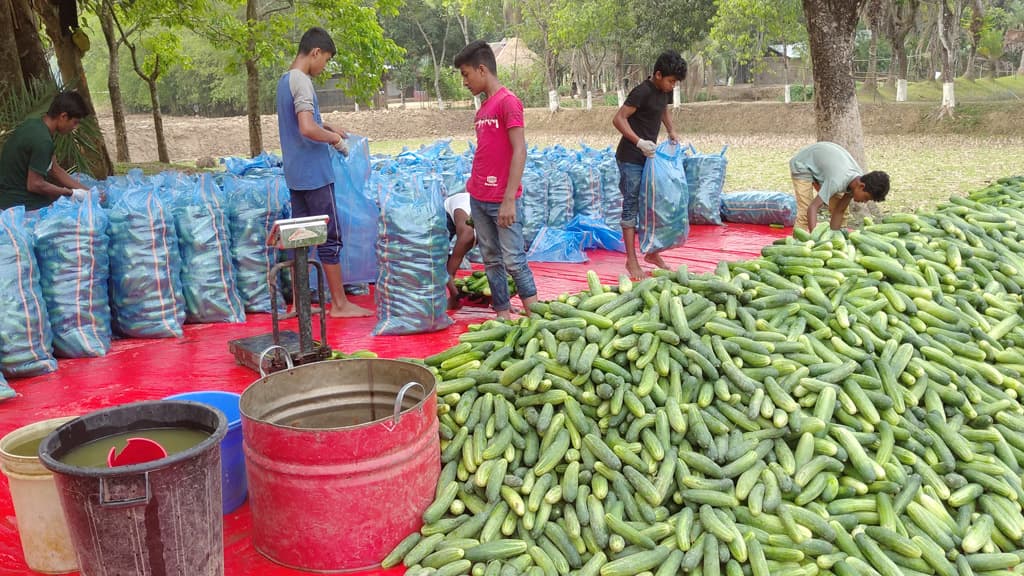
753, 43, 813, 85
489, 37, 541, 79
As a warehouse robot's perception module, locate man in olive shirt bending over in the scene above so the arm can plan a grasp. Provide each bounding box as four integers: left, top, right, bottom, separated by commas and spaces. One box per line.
0, 92, 91, 211
790, 141, 890, 231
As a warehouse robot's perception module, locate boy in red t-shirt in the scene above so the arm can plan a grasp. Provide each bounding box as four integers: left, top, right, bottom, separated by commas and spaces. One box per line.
453, 40, 537, 320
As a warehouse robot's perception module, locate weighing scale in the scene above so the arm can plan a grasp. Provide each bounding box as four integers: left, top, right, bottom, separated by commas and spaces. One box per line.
228, 215, 333, 374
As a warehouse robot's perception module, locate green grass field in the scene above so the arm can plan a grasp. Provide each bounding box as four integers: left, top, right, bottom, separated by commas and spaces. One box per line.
871, 75, 1024, 103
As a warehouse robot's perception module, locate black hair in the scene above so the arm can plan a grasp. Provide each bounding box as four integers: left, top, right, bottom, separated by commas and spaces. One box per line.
47, 91, 90, 119
654, 51, 688, 81
453, 40, 497, 76
862, 171, 890, 202
298, 27, 336, 56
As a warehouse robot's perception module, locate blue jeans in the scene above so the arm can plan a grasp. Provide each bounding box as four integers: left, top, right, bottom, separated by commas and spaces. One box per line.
618, 161, 644, 229
470, 197, 537, 312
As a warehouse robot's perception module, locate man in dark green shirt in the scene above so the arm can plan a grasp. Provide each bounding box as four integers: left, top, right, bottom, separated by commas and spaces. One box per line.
0, 92, 91, 211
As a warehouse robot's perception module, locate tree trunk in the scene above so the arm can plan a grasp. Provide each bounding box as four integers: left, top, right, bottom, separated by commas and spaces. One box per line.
964, 0, 984, 80
937, 0, 958, 115
31, 0, 113, 178
10, 0, 48, 85
803, 0, 877, 221
1018, 50, 1024, 75
147, 78, 169, 163
99, 1, 129, 162
865, 28, 879, 94
244, 0, 262, 157
0, 0, 25, 100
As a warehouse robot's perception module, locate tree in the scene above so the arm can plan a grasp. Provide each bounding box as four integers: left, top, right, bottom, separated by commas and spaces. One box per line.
709, 0, 805, 98
0, 0, 25, 101
802, 0, 869, 163
861, 0, 887, 95
518, 0, 560, 109
964, 0, 985, 79
883, 0, 920, 101
185, 0, 402, 157
550, 0, 622, 101
10, 0, 50, 86
30, 0, 114, 178
632, 0, 716, 58
936, 0, 963, 115
94, 0, 131, 162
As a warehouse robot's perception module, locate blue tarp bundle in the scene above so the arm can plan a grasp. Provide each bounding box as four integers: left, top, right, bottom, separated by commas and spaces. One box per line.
527, 226, 588, 263
224, 174, 290, 313
373, 172, 452, 335
0, 207, 57, 378
222, 151, 283, 176
34, 194, 112, 357
107, 181, 186, 338
720, 190, 798, 226
639, 142, 690, 253
174, 174, 246, 323
683, 145, 728, 225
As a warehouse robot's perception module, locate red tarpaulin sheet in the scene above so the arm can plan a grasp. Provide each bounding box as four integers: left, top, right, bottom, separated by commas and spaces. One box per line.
0, 223, 787, 575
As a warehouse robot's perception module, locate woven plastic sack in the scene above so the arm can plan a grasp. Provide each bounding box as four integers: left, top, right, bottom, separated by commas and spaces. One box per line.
107, 184, 186, 338
0, 207, 57, 377
334, 135, 378, 285
373, 173, 453, 336
720, 190, 798, 226
223, 151, 282, 176
683, 145, 727, 225
527, 227, 588, 263
174, 174, 246, 323
568, 154, 605, 220
225, 174, 290, 313
639, 142, 690, 253
33, 194, 112, 357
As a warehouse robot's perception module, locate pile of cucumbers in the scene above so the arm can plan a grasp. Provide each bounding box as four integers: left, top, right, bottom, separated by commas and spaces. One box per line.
456, 271, 518, 303
387, 175, 1024, 576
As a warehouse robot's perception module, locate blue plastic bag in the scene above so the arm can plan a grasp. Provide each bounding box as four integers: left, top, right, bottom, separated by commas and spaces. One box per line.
333, 135, 378, 285
544, 157, 574, 228
568, 156, 605, 220
0, 207, 57, 377
527, 227, 588, 263
639, 142, 690, 253
0, 370, 12, 402
34, 195, 112, 357
222, 151, 283, 176
596, 151, 623, 228
225, 174, 290, 313
720, 190, 798, 226
107, 184, 186, 338
174, 174, 246, 323
373, 173, 453, 335
566, 214, 626, 253
520, 159, 548, 249
683, 145, 727, 225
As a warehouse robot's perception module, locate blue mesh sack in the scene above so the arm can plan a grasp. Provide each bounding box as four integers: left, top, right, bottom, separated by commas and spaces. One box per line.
544, 157, 574, 228
0, 207, 57, 377
225, 174, 290, 313
34, 195, 112, 357
720, 190, 798, 226
333, 135, 378, 285
639, 142, 690, 253
569, 152, 606, 219
373, 173, 453, 336
596, 151, 623, 228
0, 370, 12, 402
683, 145, 727, 225
520, 159, 548, 249
527, 227, 588, 263
107, 184, 186, 338
174, 174, 246, 323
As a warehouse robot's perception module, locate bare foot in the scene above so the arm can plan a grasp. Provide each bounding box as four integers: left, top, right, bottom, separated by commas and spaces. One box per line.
626, 261, 645, 281
447, 295, 463, 311
644, 252, 670, 270
329, 302, 374, 318
496, 311, 514, 321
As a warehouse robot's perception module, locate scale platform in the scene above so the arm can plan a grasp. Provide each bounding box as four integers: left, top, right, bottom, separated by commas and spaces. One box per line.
228, 330, 331, 374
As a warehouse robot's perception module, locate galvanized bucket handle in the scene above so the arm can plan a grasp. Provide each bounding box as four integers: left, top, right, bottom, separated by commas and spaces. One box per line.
393, 381, 425, 425
258, 345, 294, 378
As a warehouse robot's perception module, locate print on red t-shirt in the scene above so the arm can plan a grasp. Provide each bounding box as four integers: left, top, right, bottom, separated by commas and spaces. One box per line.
467, 87, 525, 203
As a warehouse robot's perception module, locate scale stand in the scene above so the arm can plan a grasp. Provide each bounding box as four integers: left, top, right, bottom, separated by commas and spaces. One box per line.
228, 215, 333, 374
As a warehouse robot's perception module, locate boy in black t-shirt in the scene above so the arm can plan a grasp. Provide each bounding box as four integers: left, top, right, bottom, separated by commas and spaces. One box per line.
612, 51, 687, 280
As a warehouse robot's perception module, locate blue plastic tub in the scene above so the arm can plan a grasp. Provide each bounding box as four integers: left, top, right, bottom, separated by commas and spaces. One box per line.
164, 391, 246, 514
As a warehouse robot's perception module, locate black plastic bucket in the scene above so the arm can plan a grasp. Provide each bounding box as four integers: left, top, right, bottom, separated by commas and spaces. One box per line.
38, 400, 227, 576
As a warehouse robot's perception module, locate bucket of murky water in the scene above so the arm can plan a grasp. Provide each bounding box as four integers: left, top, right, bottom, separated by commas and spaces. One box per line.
38, 400, 227, 576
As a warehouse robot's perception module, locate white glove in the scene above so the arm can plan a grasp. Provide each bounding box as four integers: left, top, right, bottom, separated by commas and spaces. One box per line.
332, 134, 349, 156
637, 139, 657, 158
70, 188, 89, 201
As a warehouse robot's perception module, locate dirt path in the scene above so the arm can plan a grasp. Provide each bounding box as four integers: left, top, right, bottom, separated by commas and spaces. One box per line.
103, 101, 1024, 164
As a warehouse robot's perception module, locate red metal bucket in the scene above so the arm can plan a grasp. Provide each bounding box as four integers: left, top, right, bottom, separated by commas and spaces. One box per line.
240, 358, 439, 572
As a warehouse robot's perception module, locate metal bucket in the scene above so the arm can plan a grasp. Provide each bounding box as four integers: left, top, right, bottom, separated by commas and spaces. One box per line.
240, 358, 439, 573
